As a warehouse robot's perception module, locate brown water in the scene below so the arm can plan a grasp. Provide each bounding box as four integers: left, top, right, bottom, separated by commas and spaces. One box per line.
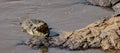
0, 0, 118, 53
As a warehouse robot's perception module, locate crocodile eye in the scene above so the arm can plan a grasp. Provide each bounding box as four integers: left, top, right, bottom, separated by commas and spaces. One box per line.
36, 27, 41, 32
36, 25, 48, 34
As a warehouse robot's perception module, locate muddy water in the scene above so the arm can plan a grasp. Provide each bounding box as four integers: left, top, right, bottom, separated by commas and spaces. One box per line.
0, 0, 118, 53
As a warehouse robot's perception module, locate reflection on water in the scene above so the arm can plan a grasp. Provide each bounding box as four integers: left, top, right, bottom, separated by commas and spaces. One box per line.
40, 46, 120, 53
41, 46, 48, 53
104, 49, 120, 53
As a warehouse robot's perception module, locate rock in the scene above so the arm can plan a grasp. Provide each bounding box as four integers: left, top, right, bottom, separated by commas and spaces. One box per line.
21, 19, 50, 48
87, 0, 120, 7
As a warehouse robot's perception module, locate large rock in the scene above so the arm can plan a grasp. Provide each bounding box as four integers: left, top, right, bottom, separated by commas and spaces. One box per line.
87, 0, 120, 7
50, 16, 120, 50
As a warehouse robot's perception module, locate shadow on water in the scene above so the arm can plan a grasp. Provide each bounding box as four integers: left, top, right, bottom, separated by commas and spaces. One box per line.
104, 49, 120, 53
100, 6, 114, 12
49, 31, 59, 37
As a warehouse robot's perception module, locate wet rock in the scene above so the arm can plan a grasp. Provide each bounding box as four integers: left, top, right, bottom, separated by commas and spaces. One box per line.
87, 0, 120, 7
